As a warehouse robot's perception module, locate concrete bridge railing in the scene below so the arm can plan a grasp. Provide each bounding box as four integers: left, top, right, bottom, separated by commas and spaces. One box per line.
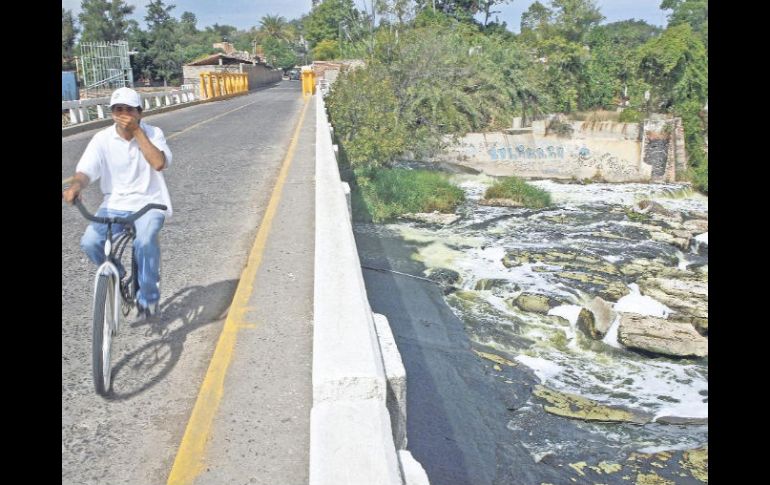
311, 93, 429, 485
62, 86, 199, 125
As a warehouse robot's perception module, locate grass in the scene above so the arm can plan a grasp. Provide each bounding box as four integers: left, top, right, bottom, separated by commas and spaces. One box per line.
353, 168, 466, 223
624, 208, 651, 222
484, 176, 552, 208
618, 108, 644, 123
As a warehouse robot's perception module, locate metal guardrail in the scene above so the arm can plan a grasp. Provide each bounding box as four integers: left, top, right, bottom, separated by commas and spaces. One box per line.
198, 72, 249, 100
62, 87, 199, 126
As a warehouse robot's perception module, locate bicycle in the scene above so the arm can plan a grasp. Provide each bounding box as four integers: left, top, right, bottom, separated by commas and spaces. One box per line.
72, 198, 167, 396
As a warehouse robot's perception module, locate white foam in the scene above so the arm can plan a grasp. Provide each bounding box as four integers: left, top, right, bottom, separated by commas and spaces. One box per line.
602, 315, 622, 348
614, 284, 673, 318
515, 354, 564, 381
695, 232, 708, 244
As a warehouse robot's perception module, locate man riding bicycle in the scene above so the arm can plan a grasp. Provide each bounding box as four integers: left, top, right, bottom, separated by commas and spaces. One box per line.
62, 87, 173, 321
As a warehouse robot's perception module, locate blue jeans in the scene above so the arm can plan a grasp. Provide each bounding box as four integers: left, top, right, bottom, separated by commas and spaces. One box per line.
80, 208, 165, 309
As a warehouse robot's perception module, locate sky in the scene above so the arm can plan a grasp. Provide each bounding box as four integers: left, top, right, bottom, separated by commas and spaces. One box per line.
62, 0, 669, 33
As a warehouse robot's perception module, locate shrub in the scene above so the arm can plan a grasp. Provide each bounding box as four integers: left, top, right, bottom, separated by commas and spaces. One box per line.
484, 176, 551, 208
618, 108, 643, 123
548, 119, 574, 137
354, 168, 465, 222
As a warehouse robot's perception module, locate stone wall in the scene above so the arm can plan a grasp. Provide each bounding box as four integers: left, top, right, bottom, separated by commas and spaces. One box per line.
441, 118, 686, 183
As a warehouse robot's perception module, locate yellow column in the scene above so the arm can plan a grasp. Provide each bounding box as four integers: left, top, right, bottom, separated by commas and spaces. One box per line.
301, 69, 316, 96
200, 73, 207, 99
207, 73, 214, 99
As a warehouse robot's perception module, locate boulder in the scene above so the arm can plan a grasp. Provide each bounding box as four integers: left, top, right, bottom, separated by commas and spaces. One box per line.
683, 219, 708, 234
617, 313, 707, 358
649, 229, 690, 251
636, 200, 679, 219
552, 271, 630, 302
669, 313, 708, 337
426, 268, 461, 294
579, 297, 616, 339
532, 385, 653, 424
576, 308, 599, 339
619, 258, 676, 278
512, 292, 557, 314
474, 278, 519, 293
501, 248, 619, 275
638, 276, 708, 321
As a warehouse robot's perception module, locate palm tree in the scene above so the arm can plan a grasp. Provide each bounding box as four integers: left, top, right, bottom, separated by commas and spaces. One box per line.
258, 14, 288, 41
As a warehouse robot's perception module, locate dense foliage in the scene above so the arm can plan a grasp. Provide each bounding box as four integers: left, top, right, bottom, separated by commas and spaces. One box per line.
63, 0, 708, 195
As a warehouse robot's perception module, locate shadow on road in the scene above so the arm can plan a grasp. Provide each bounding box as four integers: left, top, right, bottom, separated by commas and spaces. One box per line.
106, 279, 238, 400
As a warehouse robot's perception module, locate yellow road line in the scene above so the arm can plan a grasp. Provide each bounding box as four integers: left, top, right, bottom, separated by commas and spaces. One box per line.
166, 97, 311, 485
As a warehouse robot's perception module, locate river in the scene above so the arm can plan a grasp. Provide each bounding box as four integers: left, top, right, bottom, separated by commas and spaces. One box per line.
354, 174, 708, 484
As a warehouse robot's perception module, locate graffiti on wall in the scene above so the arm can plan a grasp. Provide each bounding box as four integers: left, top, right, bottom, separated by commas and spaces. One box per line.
484, 144, 592, 161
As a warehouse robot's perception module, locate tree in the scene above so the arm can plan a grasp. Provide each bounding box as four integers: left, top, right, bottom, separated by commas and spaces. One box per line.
262, 37, 299, 69
303, 0, 362, 48
312, 39, 340, 60
63, 8, 80, 69
326, 65, 409, 170
582, 20, 661, 109
660, 0, 707, 48
550, 0, 604, 43
78, 0, 135, 43
591, 19, 661, 46
144, 0, 181, 86
521, 1, 552, 31
178, 11, 198, 36
259, 14, 289, 40
413, 0, 479, 21
638, 23, 708, 189
477, 0, 513, 27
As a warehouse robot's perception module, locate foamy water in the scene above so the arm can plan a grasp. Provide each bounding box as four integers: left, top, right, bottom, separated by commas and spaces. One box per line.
392, 176, 708, 432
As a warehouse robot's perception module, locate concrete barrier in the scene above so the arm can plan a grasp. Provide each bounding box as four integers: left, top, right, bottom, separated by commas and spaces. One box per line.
311, 93, 429, 484
62, 86, 198, 126
373, 313, 407, 450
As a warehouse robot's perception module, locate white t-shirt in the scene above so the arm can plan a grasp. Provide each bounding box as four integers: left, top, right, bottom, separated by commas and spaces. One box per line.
76, 121, 173, 216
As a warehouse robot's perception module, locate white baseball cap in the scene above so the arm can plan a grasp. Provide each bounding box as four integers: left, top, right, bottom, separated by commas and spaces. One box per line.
109, 87, 142, 108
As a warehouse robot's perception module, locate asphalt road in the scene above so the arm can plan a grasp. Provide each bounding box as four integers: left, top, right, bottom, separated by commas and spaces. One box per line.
62, 81, 311, 485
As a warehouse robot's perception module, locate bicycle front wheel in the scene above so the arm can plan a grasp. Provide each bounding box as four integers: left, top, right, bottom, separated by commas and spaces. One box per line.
92, 274, 116, 396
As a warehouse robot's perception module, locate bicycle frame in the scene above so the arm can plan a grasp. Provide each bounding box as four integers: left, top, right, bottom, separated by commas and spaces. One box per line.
73, 198, 167, 318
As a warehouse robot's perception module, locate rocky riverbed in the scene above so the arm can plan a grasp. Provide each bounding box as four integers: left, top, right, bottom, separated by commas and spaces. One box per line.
355, 173, 707, 484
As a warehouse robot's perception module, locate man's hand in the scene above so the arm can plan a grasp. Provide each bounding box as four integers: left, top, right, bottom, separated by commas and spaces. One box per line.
113, 111, 141, 136
62, 181, 82, 205
62, 173, 90, 205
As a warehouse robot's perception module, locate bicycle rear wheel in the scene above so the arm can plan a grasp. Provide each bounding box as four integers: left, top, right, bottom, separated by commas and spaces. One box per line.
92, 274, 116, 396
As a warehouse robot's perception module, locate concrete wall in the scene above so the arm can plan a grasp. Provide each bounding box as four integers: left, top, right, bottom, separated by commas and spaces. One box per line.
312, 94, 429, 485
182, 63, 282, 92
442, 118, 685, 183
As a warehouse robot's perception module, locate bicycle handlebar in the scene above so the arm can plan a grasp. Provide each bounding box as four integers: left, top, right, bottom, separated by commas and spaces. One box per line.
73, 198, 167, 225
